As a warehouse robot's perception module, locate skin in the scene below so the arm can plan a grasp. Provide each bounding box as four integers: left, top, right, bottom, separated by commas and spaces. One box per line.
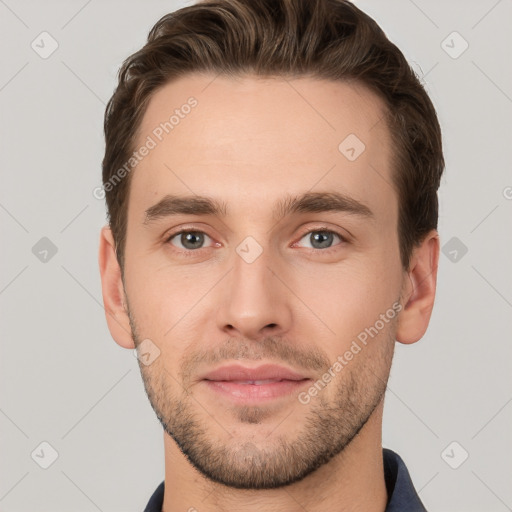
98, 73, 439, 512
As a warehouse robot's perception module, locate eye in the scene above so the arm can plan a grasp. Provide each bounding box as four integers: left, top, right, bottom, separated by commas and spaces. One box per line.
166, 230, 214, 251
295, 228, 346, 251
164, 227, 347, 256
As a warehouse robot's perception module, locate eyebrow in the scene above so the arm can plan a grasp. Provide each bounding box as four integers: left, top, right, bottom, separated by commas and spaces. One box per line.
143, 191, 374, 225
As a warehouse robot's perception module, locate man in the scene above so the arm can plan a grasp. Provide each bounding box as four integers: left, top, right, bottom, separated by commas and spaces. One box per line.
98, 0, 443, 510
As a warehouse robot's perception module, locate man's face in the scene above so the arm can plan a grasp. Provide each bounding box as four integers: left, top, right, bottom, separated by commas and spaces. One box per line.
122, 74, 405, 488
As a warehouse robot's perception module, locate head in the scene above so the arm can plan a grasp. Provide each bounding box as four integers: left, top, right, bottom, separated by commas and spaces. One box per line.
99, 0, 443, 490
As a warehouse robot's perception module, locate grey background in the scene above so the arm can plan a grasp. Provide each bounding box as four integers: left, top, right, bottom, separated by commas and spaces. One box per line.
1, 0, 511, 510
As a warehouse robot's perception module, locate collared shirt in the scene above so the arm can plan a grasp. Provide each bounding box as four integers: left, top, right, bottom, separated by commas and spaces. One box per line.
143, 448, 427, 511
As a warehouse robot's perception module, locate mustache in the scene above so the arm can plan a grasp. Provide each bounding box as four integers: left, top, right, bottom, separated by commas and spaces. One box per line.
180, 335, 331, 380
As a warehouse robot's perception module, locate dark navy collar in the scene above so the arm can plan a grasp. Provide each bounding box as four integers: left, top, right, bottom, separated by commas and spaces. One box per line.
382, 448, 427, 511
144, 448, 426, 511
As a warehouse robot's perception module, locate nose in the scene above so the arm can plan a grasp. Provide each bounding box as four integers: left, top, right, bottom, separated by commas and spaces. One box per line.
216, 244, 292, 341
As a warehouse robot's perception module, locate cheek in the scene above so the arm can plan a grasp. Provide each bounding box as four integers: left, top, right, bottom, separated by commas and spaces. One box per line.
293, 258, 398, 329
124, 258, 217, 343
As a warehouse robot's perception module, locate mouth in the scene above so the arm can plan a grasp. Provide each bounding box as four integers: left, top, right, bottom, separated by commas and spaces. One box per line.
200, 363, 312, 402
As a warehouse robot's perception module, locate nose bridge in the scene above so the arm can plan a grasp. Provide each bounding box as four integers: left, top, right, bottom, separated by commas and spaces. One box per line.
233, 239, 271, 296
217, 237, 290, 337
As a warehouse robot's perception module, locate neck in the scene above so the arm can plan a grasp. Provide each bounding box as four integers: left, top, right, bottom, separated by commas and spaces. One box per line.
161, 403, 388, 512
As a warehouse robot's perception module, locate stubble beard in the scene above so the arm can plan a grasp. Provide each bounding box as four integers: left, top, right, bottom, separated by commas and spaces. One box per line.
128, 308, 395, 490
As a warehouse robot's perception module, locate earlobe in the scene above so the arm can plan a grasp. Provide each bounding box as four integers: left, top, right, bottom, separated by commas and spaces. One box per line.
98, 225, 135, 349
396, 230, 440, 344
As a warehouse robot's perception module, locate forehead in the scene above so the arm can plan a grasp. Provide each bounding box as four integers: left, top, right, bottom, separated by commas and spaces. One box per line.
129, 73, 395, 223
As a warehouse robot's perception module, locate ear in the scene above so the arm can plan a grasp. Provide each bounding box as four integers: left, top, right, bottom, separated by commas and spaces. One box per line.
98, 225, 135, 349
396, 229, 440, 344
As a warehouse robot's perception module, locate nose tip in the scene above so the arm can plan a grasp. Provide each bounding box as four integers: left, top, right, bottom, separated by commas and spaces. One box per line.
224, 320, 280, 341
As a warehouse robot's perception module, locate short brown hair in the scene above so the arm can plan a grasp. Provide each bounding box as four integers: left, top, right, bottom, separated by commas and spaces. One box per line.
102, 0, 444, 272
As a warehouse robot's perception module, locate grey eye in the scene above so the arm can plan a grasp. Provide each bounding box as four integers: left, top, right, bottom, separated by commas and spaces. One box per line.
170, 231, 211, 250
298, 230, 342, 250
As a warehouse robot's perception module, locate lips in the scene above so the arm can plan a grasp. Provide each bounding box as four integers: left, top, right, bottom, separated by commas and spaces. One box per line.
200, 364, 311, 402
201, 363, 310, 382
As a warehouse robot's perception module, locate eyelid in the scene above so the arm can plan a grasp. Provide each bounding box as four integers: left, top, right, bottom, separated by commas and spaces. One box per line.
295, 225, 349, 241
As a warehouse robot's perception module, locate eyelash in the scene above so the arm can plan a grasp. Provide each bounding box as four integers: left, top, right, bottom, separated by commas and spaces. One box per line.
165, 227, 348, 257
